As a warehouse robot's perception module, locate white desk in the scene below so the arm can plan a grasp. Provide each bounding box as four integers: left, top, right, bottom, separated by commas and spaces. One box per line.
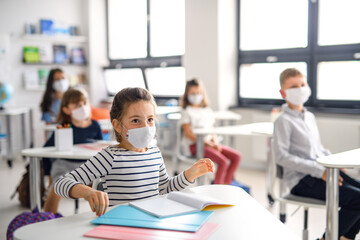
13, 184, 300, 240
193, 122, 273, 160
21, 142, 115, 211
316, 148, 360, 240
193, 122, 273, 185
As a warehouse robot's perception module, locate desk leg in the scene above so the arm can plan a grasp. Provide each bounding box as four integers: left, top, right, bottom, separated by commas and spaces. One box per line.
325, 167, 339, 240
29, 157, 41, 210
5, 115, 12, 166
196, 134, 205, 185
21, 113, 26, 149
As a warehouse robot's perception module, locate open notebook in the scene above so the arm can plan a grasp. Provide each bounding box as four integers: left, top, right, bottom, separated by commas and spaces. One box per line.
129, 191, 233, 218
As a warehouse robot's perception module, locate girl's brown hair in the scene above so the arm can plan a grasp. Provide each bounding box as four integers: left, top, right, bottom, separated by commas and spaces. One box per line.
57, 88, 88, 124
40, 68, 63, 113
181, 78, 209, 109
110, 87, 157, 142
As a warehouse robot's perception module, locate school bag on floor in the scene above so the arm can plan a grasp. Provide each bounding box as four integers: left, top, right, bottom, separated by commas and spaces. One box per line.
6, 207, 62, 240
10, 163, 46, 208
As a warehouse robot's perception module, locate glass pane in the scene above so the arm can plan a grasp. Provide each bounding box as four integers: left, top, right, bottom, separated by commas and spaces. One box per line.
103, 68, 146, 96
239, 62, 307, 99
240, 0, 308, 50
150, 0, 185, 57
318, 0, 360, 46
145, 67, 185, 96
317, 61, 360, 101
108, 0, 147, 59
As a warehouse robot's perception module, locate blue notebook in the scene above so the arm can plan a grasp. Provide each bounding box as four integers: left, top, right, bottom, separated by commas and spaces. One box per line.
91, 205, 213, 232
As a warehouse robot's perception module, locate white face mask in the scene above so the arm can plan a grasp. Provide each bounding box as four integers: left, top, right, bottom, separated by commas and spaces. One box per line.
53, 79, 69, 92
188, 94, 203, 105
71, 105, 91, 121
126, 125, 156, 148
285, 86, 311, 106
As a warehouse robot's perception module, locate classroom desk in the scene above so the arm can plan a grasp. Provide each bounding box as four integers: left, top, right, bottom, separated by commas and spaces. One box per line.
21, 142, 115, 211
13, 184, 300, 240
0, 107, 33, 166
193, 122, 273, 162
193, 122, 273, 185
316, 148, 360, 240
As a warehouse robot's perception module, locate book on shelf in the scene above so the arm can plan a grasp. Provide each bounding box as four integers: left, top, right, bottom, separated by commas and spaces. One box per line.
38, 69, 50, 87
129, 191, 233, 218
23, 69, 39, 89
53, 45, 67, 64
40, 19, 54, 35
70, 47, 86, 64
38, 44, 53, 63
23, 46, 40, 63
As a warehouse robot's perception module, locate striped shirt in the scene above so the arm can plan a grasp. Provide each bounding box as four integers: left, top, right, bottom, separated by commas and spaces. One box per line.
54, 145, 193, 206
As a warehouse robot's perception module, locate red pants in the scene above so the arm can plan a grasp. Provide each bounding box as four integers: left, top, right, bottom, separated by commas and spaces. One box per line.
190, 144, 241, 184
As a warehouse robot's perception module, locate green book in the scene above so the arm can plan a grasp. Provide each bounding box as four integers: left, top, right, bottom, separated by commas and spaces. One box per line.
23, 46, 40, 63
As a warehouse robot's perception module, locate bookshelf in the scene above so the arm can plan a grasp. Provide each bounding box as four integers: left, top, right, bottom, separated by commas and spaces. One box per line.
21, 34, 89, 90
22, 34, 87, 43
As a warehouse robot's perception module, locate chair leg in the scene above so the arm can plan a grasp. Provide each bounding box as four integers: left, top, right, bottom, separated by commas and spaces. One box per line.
75, 199, 79, 214
302, 208, 309, 240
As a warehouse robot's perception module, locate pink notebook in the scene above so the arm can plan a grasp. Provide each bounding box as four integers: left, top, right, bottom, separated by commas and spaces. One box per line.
84, 222, 220, 240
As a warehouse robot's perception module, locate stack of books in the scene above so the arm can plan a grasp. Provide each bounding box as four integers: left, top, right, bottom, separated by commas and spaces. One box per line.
85, 192, 233, 239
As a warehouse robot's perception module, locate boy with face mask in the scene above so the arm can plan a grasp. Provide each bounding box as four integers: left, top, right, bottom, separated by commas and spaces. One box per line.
273, 68, 360, 240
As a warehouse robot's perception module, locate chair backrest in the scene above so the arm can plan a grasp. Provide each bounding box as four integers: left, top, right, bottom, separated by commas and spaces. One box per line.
267, 138, 279, 200
268, 138, 326, 209
175, 120, 196, 162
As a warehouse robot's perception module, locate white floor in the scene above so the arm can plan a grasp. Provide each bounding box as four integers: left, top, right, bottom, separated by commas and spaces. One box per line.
0, 156, 359, 240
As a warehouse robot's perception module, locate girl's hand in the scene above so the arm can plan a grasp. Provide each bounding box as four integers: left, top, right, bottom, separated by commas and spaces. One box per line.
83, 189, 109, 216
184, 158, 214, 182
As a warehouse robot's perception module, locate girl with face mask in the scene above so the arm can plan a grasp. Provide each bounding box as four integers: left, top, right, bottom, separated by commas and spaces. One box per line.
40, 68, 70, 124
180, 79, 242, 185
43, 88, 103, 215
54, 87, 214, 216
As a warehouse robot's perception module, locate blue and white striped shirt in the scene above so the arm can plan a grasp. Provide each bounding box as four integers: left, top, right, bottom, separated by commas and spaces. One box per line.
54, 145, 193, 206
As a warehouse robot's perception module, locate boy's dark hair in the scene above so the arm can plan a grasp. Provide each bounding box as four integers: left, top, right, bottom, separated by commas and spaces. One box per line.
110, 87, 156, 142
57, 88, 88, 124
40, 68, 63, 113
280, 68, 304, 87
181, 78, 209, 109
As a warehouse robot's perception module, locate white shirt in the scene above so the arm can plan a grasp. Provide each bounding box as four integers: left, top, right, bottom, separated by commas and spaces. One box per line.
180, 106, 215, 156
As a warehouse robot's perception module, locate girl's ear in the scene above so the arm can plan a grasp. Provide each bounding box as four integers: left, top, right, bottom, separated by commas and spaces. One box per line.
62, 106, 72, 116
112, 119, 122, 134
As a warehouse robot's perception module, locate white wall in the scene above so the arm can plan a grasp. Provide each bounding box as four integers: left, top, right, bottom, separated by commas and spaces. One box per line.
184, 0, 238, 111
0, 0, 89, 147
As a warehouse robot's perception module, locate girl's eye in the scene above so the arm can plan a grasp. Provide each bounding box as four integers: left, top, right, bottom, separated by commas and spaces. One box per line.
148, 118, 154, 123
132, 119, 139, 124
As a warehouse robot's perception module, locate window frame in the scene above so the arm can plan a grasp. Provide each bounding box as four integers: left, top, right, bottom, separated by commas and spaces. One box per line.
105, 0, 184, 101
237, 0, 360, 113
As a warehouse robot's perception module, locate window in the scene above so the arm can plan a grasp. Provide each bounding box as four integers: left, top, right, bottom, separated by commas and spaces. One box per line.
238, 0, 360, 111
103, 68, 146, 96
106, 0, 185, 100
145, 67, 186, 97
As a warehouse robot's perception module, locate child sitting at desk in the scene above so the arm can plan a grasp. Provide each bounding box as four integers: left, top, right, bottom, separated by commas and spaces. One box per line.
43, 88, 103, 215
40, 68, 69, 125
273, 68, 360, 240
54, 87, 214, 216
180, 79, 241, 185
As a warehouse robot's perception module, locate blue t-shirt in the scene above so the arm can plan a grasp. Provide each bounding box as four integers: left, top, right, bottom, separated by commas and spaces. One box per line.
41, 98, 61, 124
43, 120, 103, 175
